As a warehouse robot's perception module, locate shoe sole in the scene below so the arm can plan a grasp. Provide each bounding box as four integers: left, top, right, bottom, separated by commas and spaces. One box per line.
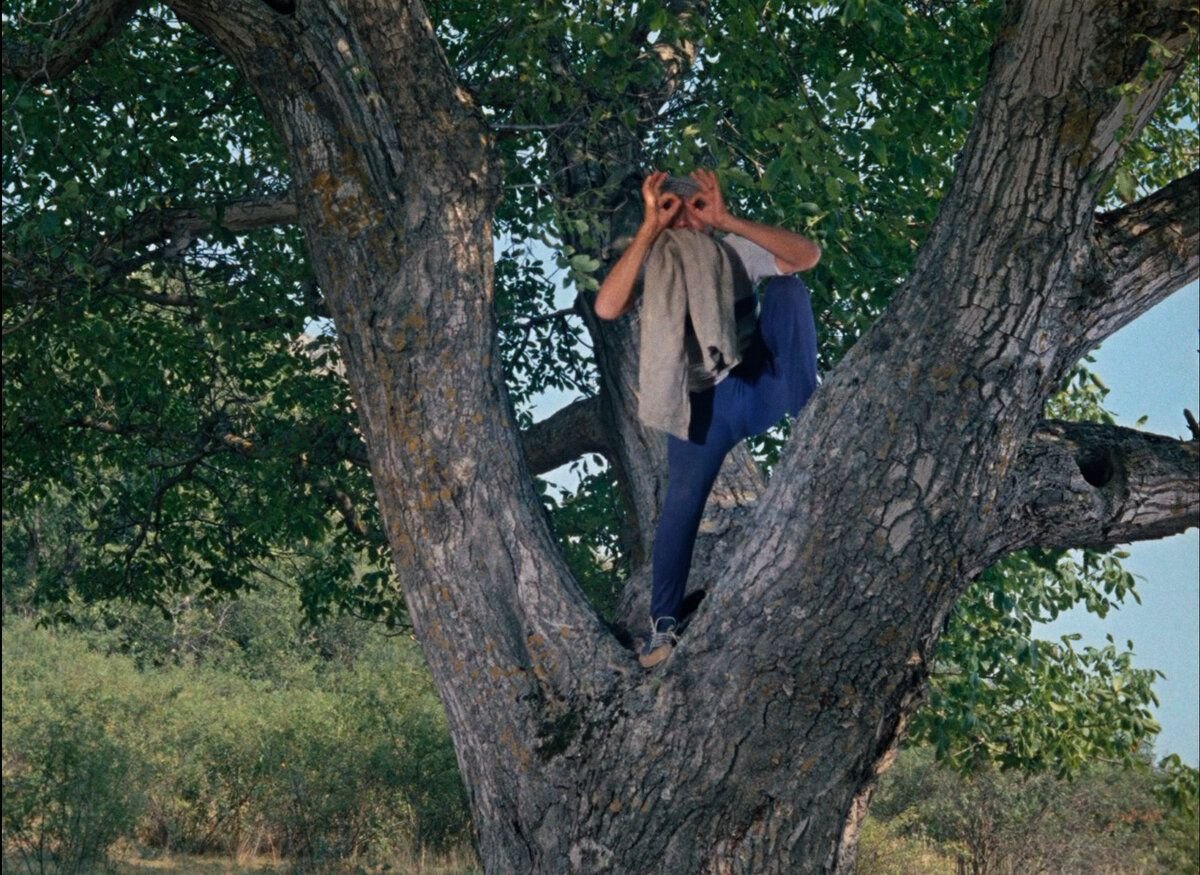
638, 645, 672, 669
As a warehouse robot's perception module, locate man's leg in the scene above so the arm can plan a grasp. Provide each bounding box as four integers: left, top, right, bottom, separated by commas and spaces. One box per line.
642, 279, 815, 663
742, 275, 819, 437
649, 394, 739, 625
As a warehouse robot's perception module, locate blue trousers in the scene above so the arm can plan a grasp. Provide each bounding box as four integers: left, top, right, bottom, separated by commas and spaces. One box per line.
649, 275, 819, 623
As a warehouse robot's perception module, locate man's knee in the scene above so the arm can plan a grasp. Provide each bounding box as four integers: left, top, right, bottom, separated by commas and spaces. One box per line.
758, 275, 813, 353
760, 275, 812, 329
763, 274, 808, 297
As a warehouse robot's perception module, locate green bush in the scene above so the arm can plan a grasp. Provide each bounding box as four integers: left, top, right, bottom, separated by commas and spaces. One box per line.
2, 623, 151, 873
2, 615, 472, 871
868, 745, 1200, 874
134, 632, 472, 865
856, 812, 955, 875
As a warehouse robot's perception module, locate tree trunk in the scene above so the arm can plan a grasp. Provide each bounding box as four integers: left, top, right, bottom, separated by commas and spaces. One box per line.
164, 0, 1199, 871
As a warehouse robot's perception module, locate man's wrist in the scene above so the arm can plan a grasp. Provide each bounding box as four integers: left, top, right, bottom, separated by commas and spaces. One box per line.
715, 213, 743, 234
635, 224, 661, 246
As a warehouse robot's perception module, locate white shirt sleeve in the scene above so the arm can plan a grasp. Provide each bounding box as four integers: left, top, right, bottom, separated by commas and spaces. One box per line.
721, 233, 784, 285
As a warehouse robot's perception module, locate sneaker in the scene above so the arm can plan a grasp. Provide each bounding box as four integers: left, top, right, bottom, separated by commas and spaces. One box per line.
638, 617, 678, 669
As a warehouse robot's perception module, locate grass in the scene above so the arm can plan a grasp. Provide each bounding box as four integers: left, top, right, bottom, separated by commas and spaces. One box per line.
3, 838, 483, 875
854, 816, 958, 875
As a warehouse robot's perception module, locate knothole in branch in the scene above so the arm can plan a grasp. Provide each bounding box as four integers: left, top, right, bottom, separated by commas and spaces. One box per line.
1075, 445, 1117, 488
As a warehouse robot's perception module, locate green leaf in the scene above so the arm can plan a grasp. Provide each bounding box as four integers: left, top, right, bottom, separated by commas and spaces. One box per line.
569, 253, 601, 273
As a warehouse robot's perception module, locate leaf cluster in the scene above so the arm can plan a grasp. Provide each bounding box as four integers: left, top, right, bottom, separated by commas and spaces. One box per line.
3, 5, 399, 626
916, 549, 1163, 778
537, 457, 631, 621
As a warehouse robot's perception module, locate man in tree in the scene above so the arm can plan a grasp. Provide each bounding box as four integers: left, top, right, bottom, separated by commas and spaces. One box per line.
595, 169, 823, 667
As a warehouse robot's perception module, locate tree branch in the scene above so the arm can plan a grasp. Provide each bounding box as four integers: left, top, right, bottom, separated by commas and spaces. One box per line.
3, 0, 145, 82
63, 414, 369, 471
1083, 18, 1197, 189
92, 193, 300, 267
520, 396, 610, 476
1079, 170, 1200, 350
1003, 418, 1199, 554
4, 194, 304, 325
63, 413, 377, 541
314, 478, 370, 538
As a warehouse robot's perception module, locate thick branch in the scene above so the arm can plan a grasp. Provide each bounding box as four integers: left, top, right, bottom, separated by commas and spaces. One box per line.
5, 194, 300, 312
314, 478, 371, 539
93, 193, 300, 267
64, 414, 369, 470
3, 0, 144, 82
1003, 419, 1199, 553
519, 396, 609, 477
899, 0, 1195, 337
1080, 170, 1200, 349
4, 194, 307, 331
63, 415, 376, 540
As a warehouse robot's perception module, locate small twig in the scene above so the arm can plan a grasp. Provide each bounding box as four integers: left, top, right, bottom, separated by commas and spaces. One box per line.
516, 305, 578, 329
1185, 409, 1199, 441
492, 121, 578, 132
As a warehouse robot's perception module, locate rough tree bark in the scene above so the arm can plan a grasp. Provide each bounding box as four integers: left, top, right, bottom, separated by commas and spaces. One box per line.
25, 0, 1200, 871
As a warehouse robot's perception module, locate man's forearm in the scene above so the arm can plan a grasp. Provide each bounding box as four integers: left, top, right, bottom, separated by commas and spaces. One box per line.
594, 227, 658, 320
719, 215, 821, 272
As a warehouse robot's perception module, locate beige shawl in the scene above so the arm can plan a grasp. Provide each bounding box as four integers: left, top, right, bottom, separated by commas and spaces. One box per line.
637, 229, 746, 439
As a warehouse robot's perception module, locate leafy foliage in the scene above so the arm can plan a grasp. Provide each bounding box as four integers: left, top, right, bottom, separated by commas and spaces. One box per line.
4, 6, 393, 626
443, 0, 1011, 377
539, 457, 631, 621
916, 549, 1163, 777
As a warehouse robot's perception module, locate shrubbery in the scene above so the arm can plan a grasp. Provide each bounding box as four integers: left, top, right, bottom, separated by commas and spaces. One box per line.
861, 745, 1199, 874
2, 614, 473, 872
2, 638, 151, 874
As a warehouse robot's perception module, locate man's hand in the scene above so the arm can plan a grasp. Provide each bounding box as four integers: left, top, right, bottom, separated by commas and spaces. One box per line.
640, 170, 683, 239
595, 171, 679, 320
686, 168, 733, 232
687, 167, 822, 272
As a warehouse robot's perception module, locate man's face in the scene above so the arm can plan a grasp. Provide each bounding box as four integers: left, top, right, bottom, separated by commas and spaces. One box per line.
668, 197, 712, 234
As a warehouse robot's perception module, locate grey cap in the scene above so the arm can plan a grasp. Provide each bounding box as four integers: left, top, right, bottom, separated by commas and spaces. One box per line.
661, 174, 701, 197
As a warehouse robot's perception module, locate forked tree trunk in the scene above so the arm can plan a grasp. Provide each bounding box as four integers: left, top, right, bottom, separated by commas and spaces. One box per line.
153, 0, 1199, 871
